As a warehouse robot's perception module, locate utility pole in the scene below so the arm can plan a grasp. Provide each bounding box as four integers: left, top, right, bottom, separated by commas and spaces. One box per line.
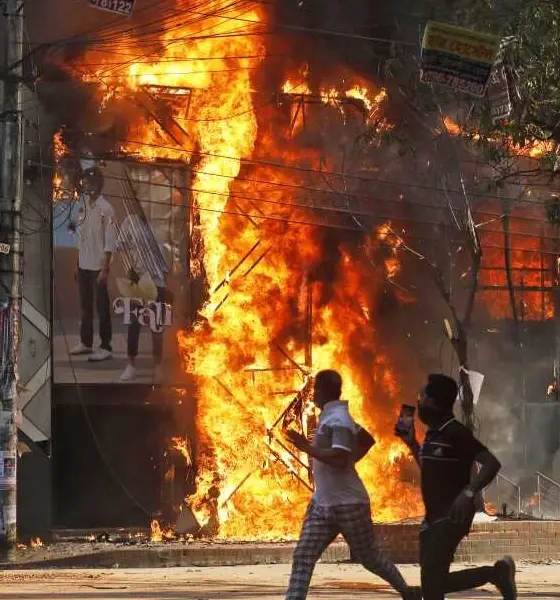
0, 0, 24, 553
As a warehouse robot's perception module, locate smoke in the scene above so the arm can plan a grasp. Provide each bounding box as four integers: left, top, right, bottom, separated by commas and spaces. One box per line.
473, 321, 559, 480
274, 0, 423, 77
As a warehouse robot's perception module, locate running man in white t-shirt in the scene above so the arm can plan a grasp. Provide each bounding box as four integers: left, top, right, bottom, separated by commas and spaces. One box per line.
284, 370, 420, 600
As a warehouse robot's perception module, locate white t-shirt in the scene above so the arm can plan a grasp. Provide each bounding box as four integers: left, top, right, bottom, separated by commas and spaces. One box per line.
312, 400, 370, 507
74, 195, 116, 271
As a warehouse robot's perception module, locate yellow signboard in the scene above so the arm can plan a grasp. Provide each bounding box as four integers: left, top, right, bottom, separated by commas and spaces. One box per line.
421, 21, 500, 97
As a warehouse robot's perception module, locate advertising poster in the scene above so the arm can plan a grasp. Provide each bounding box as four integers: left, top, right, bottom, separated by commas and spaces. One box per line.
421, 21, 500, 97
53, 158, 192, 385
0, 451, 16, 488
487, 63, 512, 122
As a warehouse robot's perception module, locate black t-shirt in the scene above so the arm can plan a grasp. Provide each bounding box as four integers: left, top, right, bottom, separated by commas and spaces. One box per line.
420, 418, 487, 523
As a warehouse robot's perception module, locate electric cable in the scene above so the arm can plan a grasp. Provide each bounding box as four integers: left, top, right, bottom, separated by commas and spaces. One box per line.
33, 158, 560, 241
48, 181, 560, 259
30, 146, 560, 210
48, 137, 559, 208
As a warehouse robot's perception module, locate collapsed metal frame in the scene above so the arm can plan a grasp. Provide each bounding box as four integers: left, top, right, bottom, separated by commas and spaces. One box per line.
203, 91, 373, 506
204, 196, 317, 502
274, 91, 370, 134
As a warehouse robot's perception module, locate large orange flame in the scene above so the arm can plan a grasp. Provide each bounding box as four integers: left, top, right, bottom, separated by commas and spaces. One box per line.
443, 117, 555, 159
59, 0, 423, 539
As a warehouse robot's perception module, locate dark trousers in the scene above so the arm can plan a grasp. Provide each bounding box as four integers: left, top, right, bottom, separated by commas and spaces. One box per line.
420, 518, 496, 600
127, 287, 166, 364
78, 268, 112, 351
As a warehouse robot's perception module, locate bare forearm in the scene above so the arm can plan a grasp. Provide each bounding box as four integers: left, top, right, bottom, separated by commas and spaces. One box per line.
408, 439, 421, 467
469, 455, 501, 493
304, 445, 348, 469
102, 251, 112, 271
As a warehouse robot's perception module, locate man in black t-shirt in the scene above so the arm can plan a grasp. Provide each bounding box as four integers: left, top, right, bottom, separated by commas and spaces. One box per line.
395, 373, 517, 600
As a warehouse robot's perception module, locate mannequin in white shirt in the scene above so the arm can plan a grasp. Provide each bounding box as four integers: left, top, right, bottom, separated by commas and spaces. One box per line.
69, 167, 116, 362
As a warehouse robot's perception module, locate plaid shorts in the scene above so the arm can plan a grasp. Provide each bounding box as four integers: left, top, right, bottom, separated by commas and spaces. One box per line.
285, 501, 407, 600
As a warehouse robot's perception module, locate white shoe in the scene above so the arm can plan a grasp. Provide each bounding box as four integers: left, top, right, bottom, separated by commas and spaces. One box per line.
88, 348, 113, 362
69, 343, 92, 356
120, 364, 137, 381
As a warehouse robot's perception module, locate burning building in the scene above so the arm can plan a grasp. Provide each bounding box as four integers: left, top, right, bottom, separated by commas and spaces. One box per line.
12, 0, 560, 538
43, 0, 425, 537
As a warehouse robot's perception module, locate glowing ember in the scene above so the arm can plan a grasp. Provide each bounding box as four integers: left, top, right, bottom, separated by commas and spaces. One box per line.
150, 519, 174, 542
52, 131, 68, 201
443, 117, 555, 159
30, 537, 43, 548
385, 257, 400, 280
529, 495, 538, 508
172, 436, 194, 466
53, 131, 68, 160
150, 519, 163, 542
283, 79, 312, 95
345, 86, 387, 114
484, 501, 498, 516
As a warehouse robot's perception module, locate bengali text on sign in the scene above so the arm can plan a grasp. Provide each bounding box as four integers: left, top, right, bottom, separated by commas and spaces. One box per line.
421, 21, 500, 97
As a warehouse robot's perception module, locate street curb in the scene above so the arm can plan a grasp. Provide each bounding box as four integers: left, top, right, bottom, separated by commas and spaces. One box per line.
0, 542, 350, 569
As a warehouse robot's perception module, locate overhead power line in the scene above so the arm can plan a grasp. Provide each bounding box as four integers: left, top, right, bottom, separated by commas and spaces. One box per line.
40, 138, 559, 207
47, 178, 560, 256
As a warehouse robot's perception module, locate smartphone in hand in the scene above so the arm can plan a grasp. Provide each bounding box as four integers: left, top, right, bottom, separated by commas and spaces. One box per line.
395, 404, 415, 436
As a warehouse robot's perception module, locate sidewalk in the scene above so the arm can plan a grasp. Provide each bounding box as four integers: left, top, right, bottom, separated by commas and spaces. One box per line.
0, 562, 559, 599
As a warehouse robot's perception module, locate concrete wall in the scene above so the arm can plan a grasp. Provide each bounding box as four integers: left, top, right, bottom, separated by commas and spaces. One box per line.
16, 86, 54, 539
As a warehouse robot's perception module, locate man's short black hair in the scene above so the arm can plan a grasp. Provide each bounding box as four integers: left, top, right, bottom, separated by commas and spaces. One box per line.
425, 373, 458, 410
315, 369, 342, 398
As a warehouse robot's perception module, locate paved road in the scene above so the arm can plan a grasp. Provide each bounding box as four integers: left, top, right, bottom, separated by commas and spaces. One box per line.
0, 563, 557, 599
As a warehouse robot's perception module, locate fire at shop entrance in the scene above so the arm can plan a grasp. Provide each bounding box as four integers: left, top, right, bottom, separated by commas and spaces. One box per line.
38, 0, 560, 541
43, 28, 426, 535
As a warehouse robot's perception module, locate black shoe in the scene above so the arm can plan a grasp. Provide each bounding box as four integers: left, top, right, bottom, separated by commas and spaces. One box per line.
494, 556, 517, 600
402, 586, 422, 600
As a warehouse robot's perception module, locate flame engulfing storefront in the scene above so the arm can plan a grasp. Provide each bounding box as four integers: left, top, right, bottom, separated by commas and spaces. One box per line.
43, 0, 560, 536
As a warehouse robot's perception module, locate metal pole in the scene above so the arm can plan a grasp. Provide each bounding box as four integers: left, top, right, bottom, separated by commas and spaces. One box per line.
0, 0, 24, 553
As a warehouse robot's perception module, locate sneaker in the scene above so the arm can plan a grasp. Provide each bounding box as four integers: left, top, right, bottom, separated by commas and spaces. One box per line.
494, 556, 517, 600
120, 364, 137, 381
88, 348, 113, 362
69, 342, 92, 356
402, 586, 422, 600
